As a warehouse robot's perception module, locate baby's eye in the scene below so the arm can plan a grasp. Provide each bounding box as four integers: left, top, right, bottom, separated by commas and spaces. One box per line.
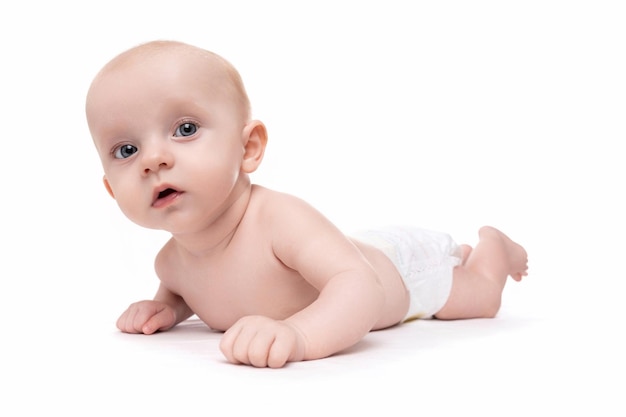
113, 144, 138, 159
175, 122, 198, 137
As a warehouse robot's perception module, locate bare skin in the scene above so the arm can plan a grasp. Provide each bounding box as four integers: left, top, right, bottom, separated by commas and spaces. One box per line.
86, 40, 528, 368
435, 226, 528, 320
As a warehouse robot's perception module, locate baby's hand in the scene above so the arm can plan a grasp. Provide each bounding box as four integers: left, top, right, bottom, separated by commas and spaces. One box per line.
116, 300, 177, 335
220, 316, 306, 368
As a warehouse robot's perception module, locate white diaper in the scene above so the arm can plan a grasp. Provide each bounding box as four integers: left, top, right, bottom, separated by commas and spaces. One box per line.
353, 226, 462, 321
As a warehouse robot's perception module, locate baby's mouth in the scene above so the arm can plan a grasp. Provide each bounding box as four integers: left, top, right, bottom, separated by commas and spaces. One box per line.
158, 188, 176, 199
152, 186, 182, 207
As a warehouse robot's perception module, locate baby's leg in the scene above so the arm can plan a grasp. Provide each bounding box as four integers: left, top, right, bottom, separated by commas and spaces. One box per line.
434, 226, 528, 320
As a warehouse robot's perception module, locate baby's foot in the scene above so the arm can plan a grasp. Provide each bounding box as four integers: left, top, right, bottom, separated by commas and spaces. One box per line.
459, 244, 473, 265
479, 226, 528, 282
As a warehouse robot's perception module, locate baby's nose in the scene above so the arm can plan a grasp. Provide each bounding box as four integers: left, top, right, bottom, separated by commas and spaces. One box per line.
141, 145, 174, 174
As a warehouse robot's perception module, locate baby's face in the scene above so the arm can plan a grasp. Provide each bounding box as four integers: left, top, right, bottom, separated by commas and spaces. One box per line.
86, 50, 250, 233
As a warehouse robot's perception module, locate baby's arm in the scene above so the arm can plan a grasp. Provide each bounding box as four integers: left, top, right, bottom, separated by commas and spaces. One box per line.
116, 283, 193, 335
220, 193, 386, 367
279, 236, 386, 361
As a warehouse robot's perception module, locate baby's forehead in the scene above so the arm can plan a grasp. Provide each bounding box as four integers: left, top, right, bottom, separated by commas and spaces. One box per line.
105, 43, 224, 78
88, 42, 251, 121
101, 43, 244, 100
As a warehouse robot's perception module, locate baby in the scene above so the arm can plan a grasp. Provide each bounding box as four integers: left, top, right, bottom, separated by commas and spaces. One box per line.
85, 40, 528, 368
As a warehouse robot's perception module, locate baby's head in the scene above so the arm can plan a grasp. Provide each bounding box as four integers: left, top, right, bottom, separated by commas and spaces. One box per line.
86, 41, 267, 232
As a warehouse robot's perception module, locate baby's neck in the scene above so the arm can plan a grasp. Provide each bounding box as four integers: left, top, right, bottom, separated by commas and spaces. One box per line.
170, 183, 253, 258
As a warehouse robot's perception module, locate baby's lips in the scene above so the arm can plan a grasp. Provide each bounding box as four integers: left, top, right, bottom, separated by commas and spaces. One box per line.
152, 183, 180, 205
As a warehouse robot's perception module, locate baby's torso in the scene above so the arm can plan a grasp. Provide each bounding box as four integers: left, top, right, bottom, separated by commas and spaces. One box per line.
155, 186, 410, 331
160, 234, 320, 331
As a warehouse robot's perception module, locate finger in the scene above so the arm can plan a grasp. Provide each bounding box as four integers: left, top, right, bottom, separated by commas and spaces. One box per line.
230, 326, 259, 366
220, 325, 244, 365
142, 307, 175, 334
116, 312, 133, 333
131, 306, 157, 334
267, 335, 292, 369
247, 332, 277, 368
117, 306, 141, 333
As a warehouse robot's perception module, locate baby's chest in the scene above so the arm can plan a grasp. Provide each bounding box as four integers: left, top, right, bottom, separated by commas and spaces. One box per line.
172, 258, 313, 329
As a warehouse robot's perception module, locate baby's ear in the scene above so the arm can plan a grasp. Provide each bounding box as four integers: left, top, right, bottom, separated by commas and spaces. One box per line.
103, 176, 115, 199
241, 120, 267, 173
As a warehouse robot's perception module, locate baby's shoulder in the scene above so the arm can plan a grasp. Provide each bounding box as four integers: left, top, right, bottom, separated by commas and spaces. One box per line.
154, 238, 181, 277
248, 185, 317, 214
245, 185, 332, 238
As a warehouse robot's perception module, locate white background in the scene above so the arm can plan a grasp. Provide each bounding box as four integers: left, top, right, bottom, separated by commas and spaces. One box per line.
1, 1, 624, 415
